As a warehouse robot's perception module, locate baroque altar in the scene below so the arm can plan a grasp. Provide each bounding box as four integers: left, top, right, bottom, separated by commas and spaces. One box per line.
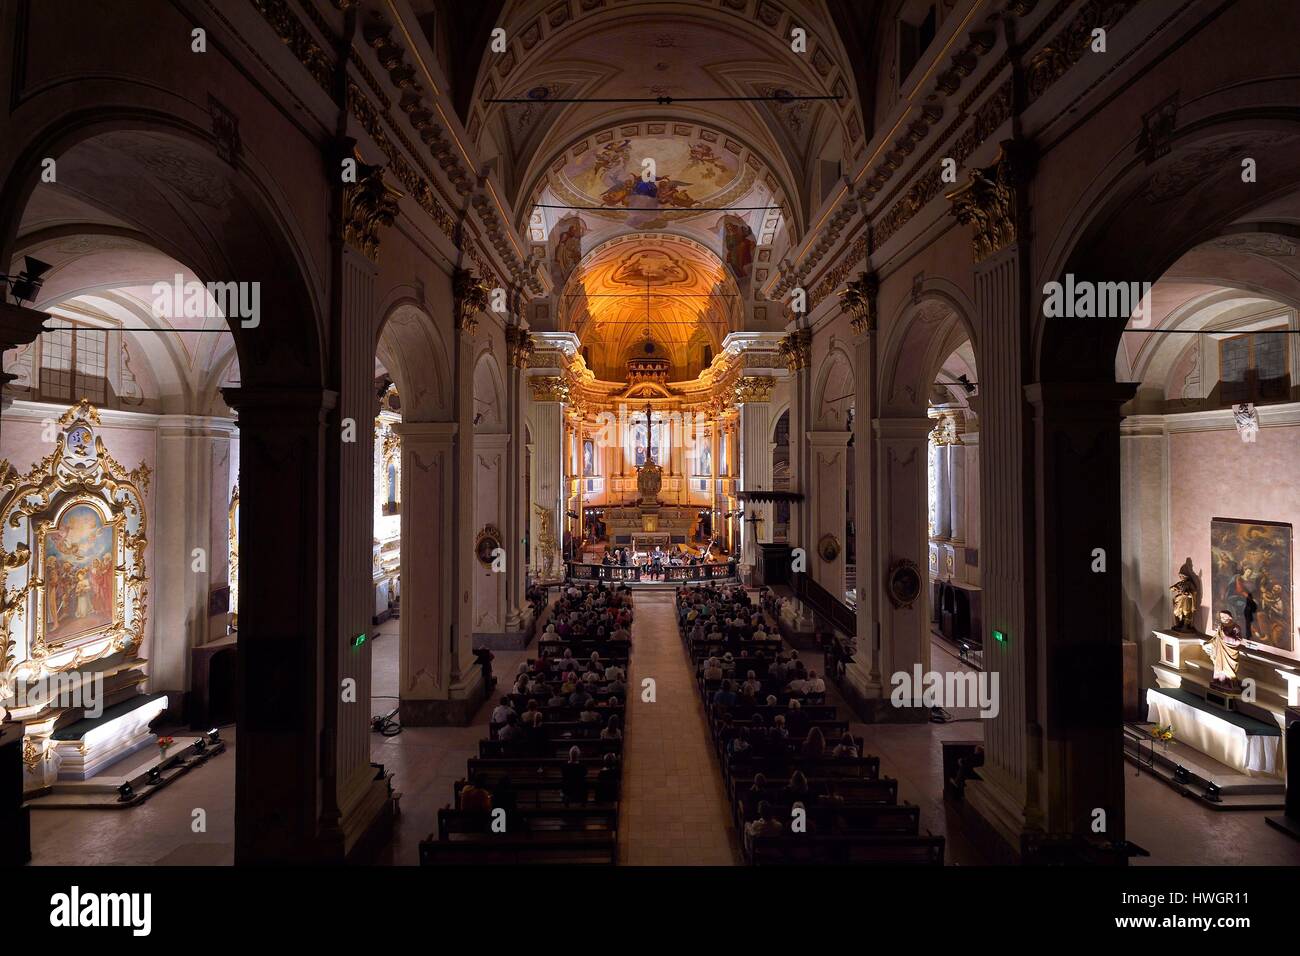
0, 401, 158, 793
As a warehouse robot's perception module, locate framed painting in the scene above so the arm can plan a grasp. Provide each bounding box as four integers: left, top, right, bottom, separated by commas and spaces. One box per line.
40, 501, 119, 647
1209, 517, 1293, 653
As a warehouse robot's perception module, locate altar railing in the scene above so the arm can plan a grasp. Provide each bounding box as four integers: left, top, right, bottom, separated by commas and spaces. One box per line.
565, 561, 738, 583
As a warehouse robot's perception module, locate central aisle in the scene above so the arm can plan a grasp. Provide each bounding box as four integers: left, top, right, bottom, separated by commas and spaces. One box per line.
619, 591, 738, 865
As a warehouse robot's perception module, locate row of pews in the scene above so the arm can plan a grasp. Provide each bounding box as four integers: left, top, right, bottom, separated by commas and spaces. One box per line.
420, 588, 633, 865
677, 585, 946, 865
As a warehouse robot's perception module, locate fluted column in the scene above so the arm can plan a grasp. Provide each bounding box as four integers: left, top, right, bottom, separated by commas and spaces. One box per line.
329, 247, 385, 844
151, 415, 238, 701
736, 376, 774, 566
844, 274, 882, 692
876, 417, 933, 686
503, 322, 533, 629
528, 376, 566, 579
808, 430, 851, 596
948, 441, 967, 544
393, 421, 458, 721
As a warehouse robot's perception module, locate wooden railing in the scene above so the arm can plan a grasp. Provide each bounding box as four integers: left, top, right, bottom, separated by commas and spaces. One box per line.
565, 561, 738, 583
791, 571, 856, 637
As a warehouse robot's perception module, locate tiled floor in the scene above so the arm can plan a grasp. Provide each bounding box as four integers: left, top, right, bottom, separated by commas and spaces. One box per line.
618, 592, 738, 865
24, 609, 1300, 866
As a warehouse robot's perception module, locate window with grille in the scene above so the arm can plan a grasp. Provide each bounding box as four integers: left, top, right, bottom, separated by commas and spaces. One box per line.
39, 320, 108, 404
1218, 331, 1289, 405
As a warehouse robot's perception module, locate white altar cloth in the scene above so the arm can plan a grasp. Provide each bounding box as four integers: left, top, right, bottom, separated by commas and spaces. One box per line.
1145, 688, 1280, 776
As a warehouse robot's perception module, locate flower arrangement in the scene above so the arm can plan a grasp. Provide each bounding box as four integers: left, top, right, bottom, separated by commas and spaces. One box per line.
157, 735, 175, 753
1150, 724, 1174, 743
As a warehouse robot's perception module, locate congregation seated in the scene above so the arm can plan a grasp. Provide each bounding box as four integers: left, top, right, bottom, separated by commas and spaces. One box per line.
676, 582, 944, 866
422, 586, 631, 866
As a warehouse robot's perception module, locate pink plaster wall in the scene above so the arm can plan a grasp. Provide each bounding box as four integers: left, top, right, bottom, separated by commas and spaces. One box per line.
1168, 424, 1300, 642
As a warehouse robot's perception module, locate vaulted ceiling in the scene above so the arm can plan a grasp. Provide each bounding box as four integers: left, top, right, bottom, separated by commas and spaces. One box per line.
424, 0, 870, 247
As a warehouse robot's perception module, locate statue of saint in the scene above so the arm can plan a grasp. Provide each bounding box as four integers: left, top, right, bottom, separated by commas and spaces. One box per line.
1168, 571, 1198, 632
1202, 610, 1244, 688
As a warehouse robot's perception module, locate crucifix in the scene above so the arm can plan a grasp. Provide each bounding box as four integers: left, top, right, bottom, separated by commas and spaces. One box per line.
641, 401, 655, 464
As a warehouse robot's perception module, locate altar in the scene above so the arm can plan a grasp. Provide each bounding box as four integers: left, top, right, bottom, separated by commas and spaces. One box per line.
1146, 686, 1281, 776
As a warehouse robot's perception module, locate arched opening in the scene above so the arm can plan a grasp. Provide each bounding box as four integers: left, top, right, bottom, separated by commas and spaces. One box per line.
1, 117, 327, 864
1032, 109, 1300, 860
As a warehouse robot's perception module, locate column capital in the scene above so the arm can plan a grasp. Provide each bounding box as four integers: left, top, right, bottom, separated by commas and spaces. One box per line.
341, 146, 402, 262
452, 267, 491, 335
504, 323, 535, 368
945, 139, 1034, 263
221, 386, 337, 417
778, 327, 812, 371
528, 374, 570, 403
838, 270, 879, 336
392, 420, 457, 444
733, 375, 776, 404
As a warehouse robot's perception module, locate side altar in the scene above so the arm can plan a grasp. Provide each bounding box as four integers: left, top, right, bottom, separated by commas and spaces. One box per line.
0, 401, 160, 795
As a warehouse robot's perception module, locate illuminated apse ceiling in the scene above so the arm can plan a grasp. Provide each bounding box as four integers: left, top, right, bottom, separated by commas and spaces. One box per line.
563, 233, 740, 383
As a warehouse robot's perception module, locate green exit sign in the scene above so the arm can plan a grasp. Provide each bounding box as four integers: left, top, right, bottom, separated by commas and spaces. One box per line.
992, 629, 1007, 644
353, 632, 368, 648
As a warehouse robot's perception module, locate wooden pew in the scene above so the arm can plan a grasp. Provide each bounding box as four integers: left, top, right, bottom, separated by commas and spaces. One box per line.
748, 833, 944, 865
420, 830, 616, 865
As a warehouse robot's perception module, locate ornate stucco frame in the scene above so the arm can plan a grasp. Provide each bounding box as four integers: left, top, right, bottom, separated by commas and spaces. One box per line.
0, 401, 149, 690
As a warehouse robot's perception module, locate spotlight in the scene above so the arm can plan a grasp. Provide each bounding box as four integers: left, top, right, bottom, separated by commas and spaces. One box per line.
1173, 764, 1191, 784
146, 766, 163, 786
1204, 782, 1222, 803
193, 736, 207, 754
117, 781, 135, 802
3, 256, 52, 304
957, 373, 976, 395
208, 727, 221, 745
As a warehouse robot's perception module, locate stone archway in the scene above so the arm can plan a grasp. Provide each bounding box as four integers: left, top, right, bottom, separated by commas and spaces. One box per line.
0, 113, 359, 863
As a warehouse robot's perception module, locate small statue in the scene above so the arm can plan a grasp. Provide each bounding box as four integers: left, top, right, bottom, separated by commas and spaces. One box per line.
1202, 610, 1244, 689
1168, 571, 1198, 632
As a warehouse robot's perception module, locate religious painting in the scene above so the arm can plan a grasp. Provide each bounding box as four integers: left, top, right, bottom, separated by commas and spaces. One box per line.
1210, 518, 1293, 652
696, 438, 712, 476
551, 215, 587, 287
42, 502, 117, 646
582, 439, 596, 476
475, 526, 503, 568
631, 422, 665, 467
717, 213, 756, 284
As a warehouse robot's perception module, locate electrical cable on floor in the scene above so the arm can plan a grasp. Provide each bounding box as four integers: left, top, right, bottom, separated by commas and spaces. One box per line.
371, 697, 402, 737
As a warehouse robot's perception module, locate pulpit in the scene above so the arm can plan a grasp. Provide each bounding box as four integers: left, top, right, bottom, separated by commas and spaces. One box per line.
757, 543, 792, 587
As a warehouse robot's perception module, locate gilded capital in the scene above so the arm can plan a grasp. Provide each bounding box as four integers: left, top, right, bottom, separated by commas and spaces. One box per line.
528, 375, 569, 403
839, 271, 879, 335
342, 149, 402, 262
734, 375, 776, 404
931, 411, 963, 446
778, 328, 812, 372
945, 140, 1029, 263
453, 267, 490, 334
505, 325, 535, 369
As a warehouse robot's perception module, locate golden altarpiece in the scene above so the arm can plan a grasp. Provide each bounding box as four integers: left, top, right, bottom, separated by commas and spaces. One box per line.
0, 401, 156, 793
